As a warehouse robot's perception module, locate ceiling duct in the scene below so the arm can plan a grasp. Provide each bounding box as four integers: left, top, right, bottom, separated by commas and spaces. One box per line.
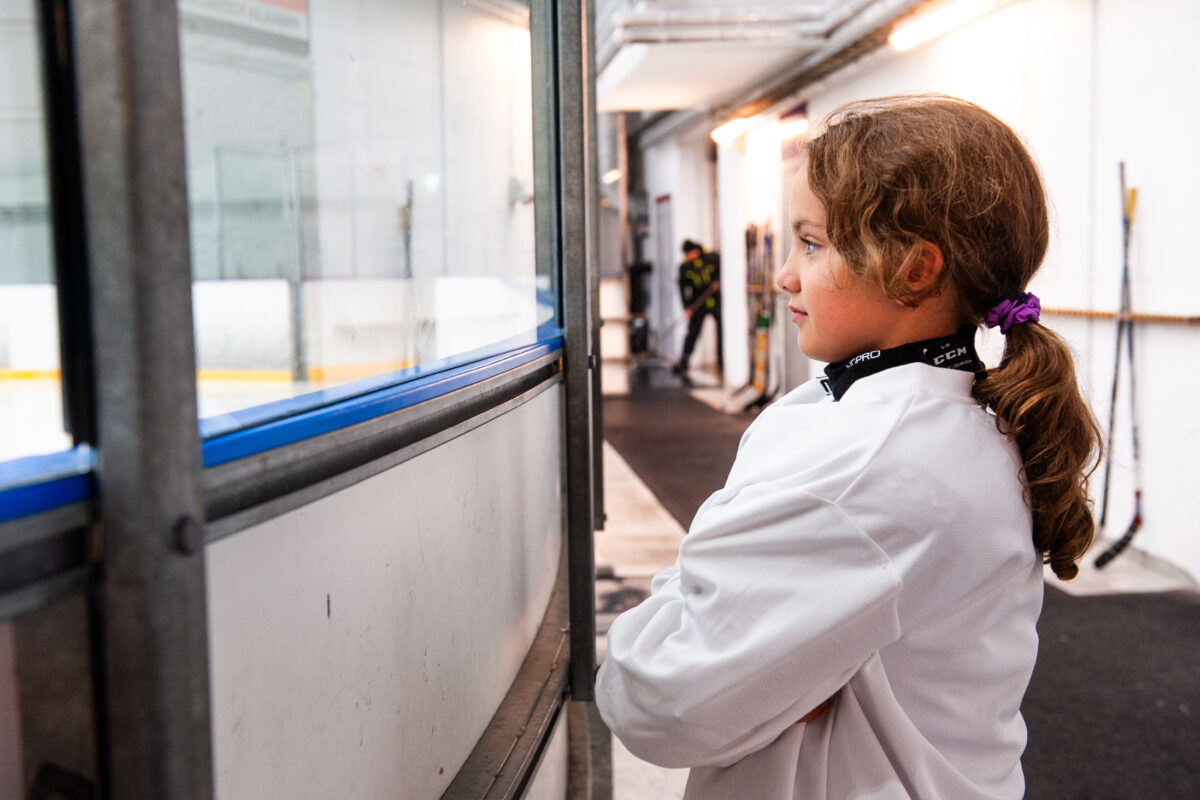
596, 0, 889, 112
626, 0, 928, 145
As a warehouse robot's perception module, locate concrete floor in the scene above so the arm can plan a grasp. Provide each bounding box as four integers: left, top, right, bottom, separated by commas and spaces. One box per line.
594, 441, 689, 799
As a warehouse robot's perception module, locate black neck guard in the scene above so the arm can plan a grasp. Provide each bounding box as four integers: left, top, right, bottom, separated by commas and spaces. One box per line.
821, 326, 984, 401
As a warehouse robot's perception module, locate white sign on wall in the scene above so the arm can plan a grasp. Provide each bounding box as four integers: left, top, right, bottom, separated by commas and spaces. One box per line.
180, 0, 309, 41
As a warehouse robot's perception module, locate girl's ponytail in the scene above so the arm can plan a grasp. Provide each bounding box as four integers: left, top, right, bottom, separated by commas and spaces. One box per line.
973, 321, 1102, 580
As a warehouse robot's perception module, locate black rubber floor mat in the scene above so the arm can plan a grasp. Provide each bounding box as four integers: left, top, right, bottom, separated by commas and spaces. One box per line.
603, 388, 754, 530
1023, 586, 1200, 799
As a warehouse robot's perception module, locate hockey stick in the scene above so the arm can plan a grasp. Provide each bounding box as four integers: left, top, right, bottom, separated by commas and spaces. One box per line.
1094, 164, 1142, 568
745, 222, 760, 377
725, 225, 762, 408
1094, 167, 1128, 534
752, 226, 772, 396
645, 282, 720, 353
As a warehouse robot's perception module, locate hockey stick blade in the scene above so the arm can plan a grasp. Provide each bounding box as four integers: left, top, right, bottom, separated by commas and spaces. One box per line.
1094, 492, 1143, 569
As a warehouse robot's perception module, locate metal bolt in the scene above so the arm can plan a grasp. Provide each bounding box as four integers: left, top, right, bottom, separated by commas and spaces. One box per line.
175, 516, 204, 555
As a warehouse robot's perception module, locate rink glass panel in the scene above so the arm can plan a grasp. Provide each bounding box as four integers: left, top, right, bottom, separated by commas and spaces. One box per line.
177, 0, 549, 427
0, 0, 70, 461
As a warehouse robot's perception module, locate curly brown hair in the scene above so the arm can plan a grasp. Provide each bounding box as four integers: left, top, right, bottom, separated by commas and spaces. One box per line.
805, 95, 1101, 580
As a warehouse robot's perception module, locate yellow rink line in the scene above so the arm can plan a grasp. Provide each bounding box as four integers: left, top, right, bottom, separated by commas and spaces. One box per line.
0, 368, 61, 380
197, 368, 293, 382
197, 362, 418, 382
1, 363, 418, 383
305, 360, 416, 383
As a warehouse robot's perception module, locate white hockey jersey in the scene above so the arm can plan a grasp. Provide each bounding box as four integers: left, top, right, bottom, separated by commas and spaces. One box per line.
596, 363, 1044, 799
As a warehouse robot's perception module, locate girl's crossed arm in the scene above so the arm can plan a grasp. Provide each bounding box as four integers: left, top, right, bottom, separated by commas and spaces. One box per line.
595, 480, 903, 769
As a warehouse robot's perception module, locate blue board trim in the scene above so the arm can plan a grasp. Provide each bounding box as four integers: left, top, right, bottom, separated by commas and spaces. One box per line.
198, 322, 563, 439
0, 446, 94, 524
1, 330, 563, 520
201, 335, 563, 468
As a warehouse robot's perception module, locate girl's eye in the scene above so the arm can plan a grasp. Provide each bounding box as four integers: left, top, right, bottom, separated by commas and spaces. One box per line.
803, 238, 820, 255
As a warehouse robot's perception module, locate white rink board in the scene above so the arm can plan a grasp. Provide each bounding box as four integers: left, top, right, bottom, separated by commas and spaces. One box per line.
206, 385, 563, 799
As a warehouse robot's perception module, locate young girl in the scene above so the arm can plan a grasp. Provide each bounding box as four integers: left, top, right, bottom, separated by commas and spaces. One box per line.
595, 95, 1100, 799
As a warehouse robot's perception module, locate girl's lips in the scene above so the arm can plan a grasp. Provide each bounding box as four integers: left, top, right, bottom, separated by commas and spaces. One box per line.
790, 306, 807, 322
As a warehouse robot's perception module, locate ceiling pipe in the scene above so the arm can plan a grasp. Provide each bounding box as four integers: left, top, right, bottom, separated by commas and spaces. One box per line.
598, 0, 883, 90
719, 0, 928, 119
609, 0, 880, 31
634, 0, 928, 147
599, 26, 825, 75
597, 2, 848, 75
818, 0, 888, 36
612, 9, 829, 28
614, 26, 827, 45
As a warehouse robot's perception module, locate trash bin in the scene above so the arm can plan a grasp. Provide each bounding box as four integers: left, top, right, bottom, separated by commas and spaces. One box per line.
627, 262, 651, 315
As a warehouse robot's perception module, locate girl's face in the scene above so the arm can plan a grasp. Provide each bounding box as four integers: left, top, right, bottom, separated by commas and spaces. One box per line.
776, 169, 907, 363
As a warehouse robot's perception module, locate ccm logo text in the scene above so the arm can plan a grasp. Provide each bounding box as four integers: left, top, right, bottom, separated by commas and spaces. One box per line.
932, 346, 968, 365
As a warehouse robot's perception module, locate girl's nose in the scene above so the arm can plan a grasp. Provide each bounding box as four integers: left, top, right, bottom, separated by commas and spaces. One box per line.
775, 255, 799, 294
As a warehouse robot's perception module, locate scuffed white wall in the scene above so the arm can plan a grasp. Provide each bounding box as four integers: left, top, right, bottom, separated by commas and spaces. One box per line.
192, 280, 293, 372
641, 140, 684, 362
0, 0, 53, 284
306, 0, 535, 282
207, 385, 564, 799
0, 284, 57, 372
716, 139, 749, 388
642, 136, 717, 366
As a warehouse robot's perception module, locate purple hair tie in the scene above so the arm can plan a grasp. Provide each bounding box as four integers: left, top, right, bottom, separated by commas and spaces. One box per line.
986, 292, 1041, 334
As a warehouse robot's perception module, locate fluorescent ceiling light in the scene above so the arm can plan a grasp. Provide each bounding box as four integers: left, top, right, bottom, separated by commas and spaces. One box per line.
888, 0, 1004, 52
779, 117, 810, 141
711, 116, 760, 144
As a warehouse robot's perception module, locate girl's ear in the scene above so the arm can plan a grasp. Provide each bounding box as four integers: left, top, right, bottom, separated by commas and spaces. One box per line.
906, 241, 944, 294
